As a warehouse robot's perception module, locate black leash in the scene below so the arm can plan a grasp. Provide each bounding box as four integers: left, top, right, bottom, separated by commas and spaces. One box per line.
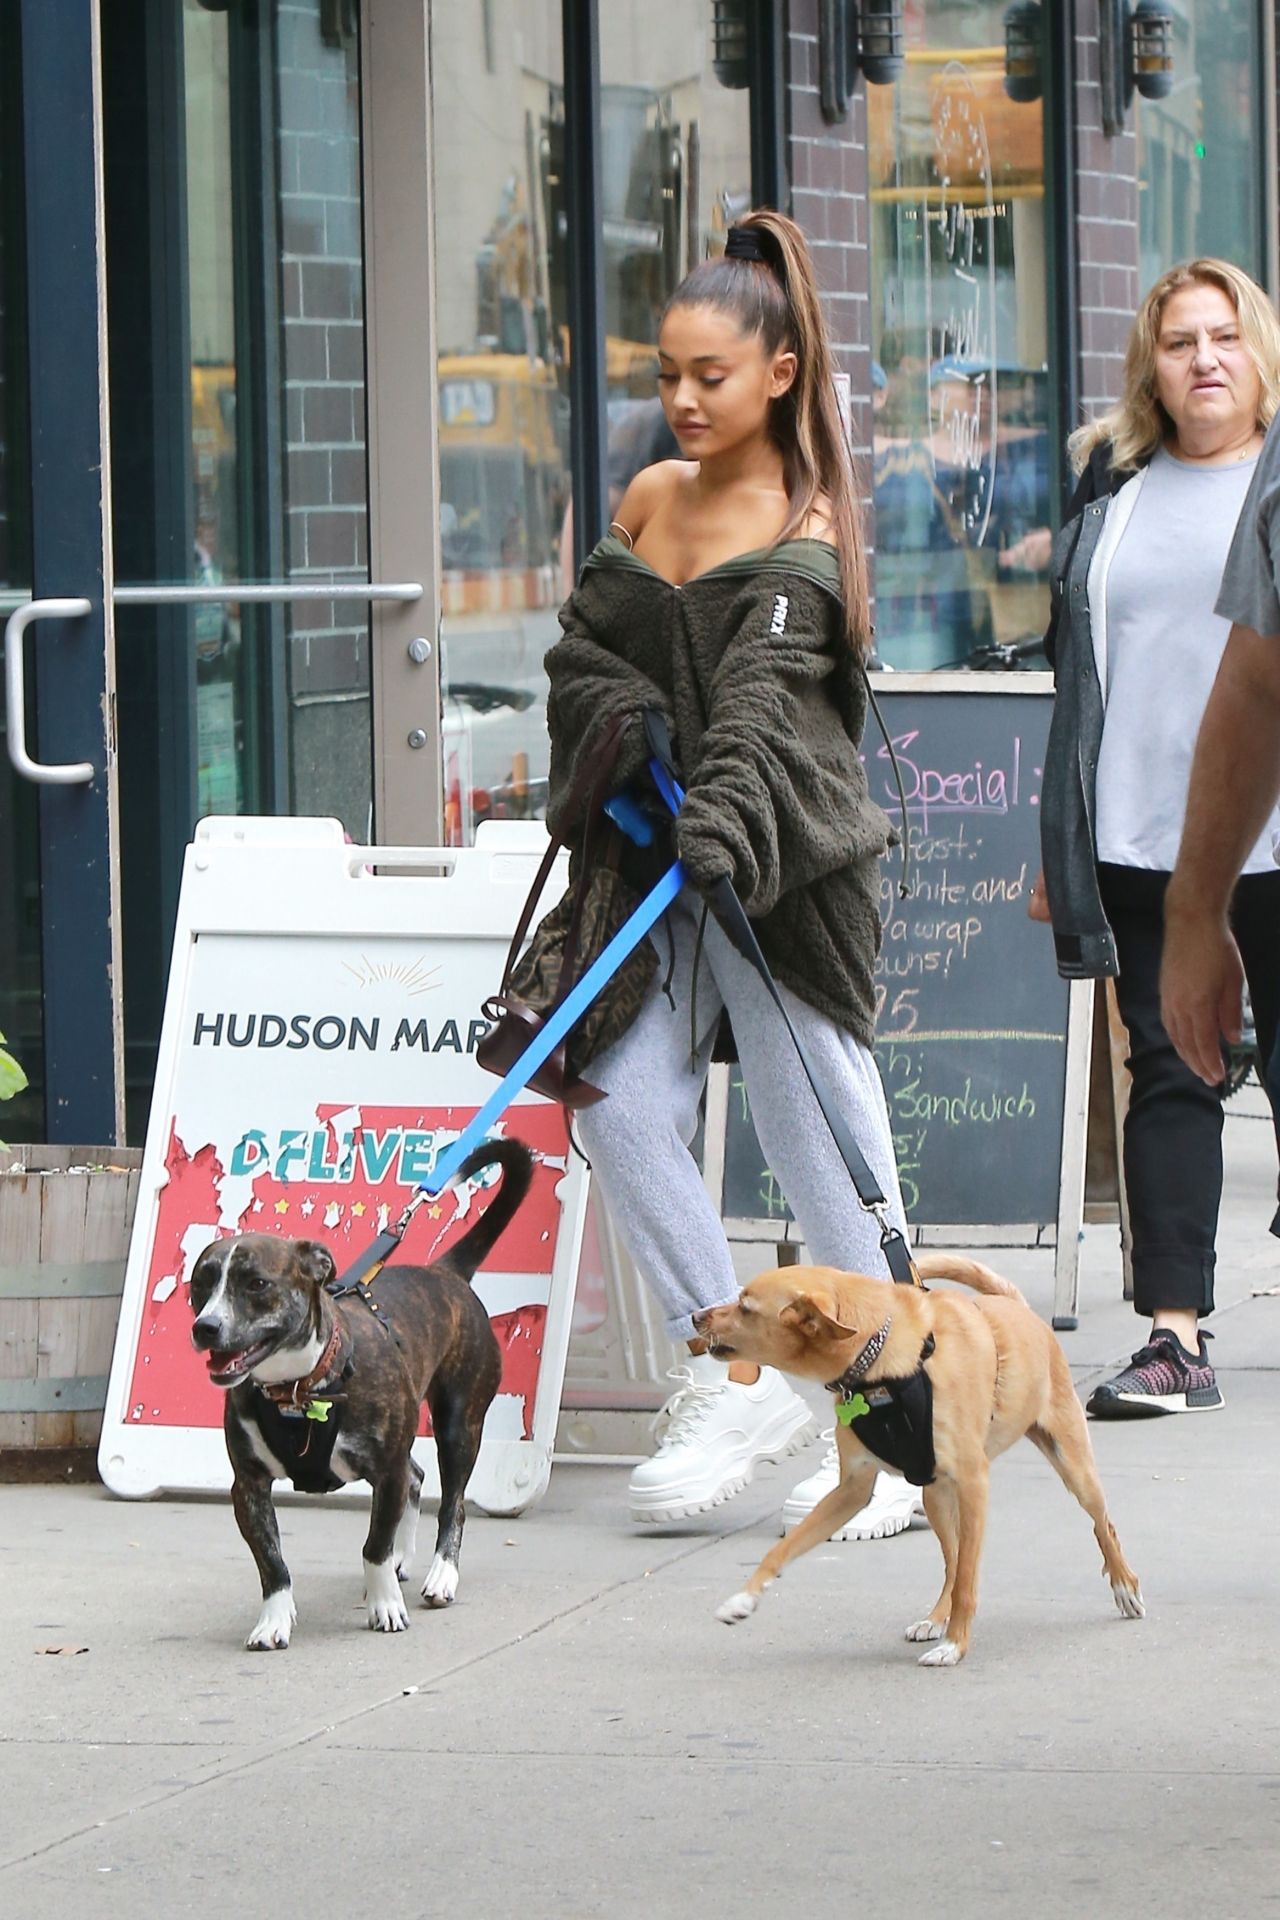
643, 708, 922, 1292
326, 1187, 439, 1340
708, 872, 921, 1288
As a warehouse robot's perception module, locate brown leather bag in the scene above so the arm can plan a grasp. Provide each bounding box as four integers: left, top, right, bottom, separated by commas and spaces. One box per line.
476, 717, 658, 1109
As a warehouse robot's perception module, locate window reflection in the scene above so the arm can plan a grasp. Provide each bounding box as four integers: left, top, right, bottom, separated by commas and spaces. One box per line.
431, 1, 751, 845
181, 0, 371, 832
869, 8, 1052, 672
432, 4, 567, 845
598, 8, 752, 507
183, 0, 243, 816
1137, 0, 1265, 284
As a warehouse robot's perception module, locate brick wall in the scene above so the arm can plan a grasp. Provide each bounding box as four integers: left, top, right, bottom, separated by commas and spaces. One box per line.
1073, 0, 1140, 422
786, 0, 875, 479
785, 0, 883, 633
275, 0, 370, 831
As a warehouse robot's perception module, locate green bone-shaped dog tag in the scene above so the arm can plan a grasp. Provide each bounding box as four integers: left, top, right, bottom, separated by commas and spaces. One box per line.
836, 1393, 870, 1426
304, 1399, 332, 1423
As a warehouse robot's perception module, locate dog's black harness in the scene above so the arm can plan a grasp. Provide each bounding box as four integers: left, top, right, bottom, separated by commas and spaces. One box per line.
252, 1320, 355, 1494
253, 1390, 350, 1494
826, 1327, 938, 1488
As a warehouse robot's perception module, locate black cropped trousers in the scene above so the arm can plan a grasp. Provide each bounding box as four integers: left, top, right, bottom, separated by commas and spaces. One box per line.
1097, 863, 1280, 1319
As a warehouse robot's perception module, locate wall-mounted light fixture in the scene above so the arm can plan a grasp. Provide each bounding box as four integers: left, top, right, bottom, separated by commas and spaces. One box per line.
1100, 0, 1175, 136
819, 0, 906, 123
1002, 1, 1042, 105
1130, 0, 1175, 101
858, 0, 906, 86
712, 0, 751, 90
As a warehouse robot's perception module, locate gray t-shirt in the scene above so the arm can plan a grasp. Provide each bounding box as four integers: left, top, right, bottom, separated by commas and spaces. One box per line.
1217, 411, 1280, 635
1096, 446, 1278, 872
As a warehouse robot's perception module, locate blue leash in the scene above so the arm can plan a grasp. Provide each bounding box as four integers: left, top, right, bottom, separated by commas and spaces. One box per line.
339, 722, 914, 1292
420, 832, 685, 1196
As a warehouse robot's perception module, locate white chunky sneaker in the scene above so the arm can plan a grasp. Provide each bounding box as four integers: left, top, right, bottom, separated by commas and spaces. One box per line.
628, 1354, 816, 1524
781, 1435, 926, 1540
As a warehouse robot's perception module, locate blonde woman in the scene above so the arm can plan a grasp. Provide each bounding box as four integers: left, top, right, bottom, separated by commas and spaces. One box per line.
1035, 260, 1280, 1418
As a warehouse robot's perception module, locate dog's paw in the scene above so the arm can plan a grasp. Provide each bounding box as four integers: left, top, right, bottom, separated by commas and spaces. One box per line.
420, 1552, 459, 1609
1112, 1580, 1145, 1620
246, 1588, 296, 1651
715, 1590, 758, 1626
364, 1558, 410, 1633
904, 1617, 947, 1643
917, 1639, 963, 1667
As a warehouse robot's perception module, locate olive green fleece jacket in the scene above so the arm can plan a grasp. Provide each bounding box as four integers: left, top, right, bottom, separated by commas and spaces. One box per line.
544, 533, 896, 1048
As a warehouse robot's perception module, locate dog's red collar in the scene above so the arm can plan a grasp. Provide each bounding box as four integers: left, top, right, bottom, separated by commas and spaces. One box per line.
257, 1319, 348, 1412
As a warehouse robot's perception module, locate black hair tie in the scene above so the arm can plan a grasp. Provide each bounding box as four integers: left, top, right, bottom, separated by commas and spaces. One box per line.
725, 224, 765, 262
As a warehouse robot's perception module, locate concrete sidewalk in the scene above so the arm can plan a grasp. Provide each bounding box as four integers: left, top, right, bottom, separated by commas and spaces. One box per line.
2, 1089, 1278, 1919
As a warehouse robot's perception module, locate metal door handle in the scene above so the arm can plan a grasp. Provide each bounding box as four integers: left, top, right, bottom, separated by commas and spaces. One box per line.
4, 598, 95, 784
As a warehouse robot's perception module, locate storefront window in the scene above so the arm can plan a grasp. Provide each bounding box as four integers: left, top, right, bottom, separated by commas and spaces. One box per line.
109, 1, 372, 1136
110, 1, 372, 840
431, 1, 751, 845
868, 6, 1052, 671
1137, 0, 1266, 286
598, 5, 753, 503
431, 3, 567, 846
275, 0, 371, 834
183, 1, 244, 817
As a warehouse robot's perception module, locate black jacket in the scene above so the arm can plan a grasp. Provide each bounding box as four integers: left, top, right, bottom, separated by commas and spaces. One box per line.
1040, 441, 1150, 979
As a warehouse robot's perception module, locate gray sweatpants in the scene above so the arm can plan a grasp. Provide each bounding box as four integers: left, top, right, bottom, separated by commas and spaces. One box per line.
575, 894, 907, 1340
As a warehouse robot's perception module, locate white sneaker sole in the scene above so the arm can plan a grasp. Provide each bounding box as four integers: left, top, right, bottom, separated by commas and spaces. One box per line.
780, 1482, 927, 1541
1109, 1388, 1225, 1414
629, 1405, 817, 1524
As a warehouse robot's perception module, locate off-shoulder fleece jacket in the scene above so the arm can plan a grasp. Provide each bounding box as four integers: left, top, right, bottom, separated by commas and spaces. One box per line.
544, 533, 896, 1048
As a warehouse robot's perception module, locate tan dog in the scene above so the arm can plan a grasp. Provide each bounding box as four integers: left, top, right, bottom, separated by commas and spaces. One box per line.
692, 1254, 1144, 1666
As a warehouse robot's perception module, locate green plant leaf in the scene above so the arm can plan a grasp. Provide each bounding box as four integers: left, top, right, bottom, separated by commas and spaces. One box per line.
0, 1035, 27, 1102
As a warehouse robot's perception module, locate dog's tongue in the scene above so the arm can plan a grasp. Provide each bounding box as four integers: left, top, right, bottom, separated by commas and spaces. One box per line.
207, 1349, 246, 1379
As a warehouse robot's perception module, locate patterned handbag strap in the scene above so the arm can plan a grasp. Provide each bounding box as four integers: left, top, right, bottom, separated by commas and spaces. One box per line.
494, 713, 632, 994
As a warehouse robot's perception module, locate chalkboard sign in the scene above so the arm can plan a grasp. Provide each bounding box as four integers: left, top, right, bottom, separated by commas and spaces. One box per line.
713, 681, 1085, 1234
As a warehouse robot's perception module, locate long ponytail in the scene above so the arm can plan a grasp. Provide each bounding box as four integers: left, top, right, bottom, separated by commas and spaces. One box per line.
664, 209, 870, 658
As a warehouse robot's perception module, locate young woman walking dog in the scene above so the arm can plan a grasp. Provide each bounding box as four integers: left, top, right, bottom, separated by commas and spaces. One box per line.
544, 210, 919, 1537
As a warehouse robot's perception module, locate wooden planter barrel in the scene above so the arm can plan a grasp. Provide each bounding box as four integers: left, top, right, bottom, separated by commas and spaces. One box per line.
0, 1146, 143, 1472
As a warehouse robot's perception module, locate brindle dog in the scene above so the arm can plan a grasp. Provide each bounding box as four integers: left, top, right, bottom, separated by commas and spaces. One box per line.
189, 1138, 532, 1650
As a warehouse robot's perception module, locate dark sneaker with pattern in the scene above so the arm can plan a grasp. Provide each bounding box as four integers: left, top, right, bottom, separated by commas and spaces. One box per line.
1087, 1329, 1223, 1419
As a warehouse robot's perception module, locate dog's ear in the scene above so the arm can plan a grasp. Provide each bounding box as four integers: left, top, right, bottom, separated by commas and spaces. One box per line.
778, 1289, 856, 1340
293, 1240, 337, 1290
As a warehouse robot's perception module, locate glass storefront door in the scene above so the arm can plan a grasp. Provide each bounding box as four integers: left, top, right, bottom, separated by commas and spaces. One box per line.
2, 0, 385, 1146
0, 0, 39, 1138
104, 0, 375, 1137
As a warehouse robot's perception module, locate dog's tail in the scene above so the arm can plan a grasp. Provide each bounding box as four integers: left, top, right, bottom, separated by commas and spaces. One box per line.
913, 1252, 1027, 1305
438, 1137, 536, 1280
